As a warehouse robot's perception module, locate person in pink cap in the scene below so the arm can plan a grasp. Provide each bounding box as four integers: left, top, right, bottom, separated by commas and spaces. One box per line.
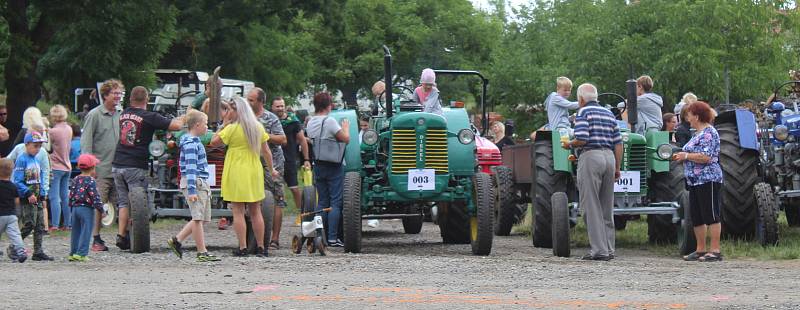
68, 154, 105, 262
413, 68, 443, 115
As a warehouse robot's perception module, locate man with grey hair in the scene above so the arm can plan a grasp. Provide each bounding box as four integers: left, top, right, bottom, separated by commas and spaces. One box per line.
562, 83, 622, 261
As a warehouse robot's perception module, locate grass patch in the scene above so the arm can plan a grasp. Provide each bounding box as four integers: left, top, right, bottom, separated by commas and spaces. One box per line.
512, 205, 800, 260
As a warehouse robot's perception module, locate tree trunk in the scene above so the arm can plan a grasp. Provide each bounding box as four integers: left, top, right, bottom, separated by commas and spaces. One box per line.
3, 0, 55, 137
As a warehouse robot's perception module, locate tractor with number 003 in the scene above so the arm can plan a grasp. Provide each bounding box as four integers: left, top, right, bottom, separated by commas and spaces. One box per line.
334, 46, 495, 255
503, 80, 694, 257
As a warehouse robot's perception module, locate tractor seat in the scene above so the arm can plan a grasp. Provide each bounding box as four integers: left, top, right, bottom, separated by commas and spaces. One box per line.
399, 101, 423, 112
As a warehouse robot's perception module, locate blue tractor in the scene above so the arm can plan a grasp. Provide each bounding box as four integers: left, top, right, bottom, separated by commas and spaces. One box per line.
754, 80, 800, 238
715, 97, 778, 246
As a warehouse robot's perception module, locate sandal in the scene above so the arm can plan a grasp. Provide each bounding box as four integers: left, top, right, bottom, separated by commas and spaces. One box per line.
682, 251, 706, 261
268, 240, 280, 250
699, 252, 723, 262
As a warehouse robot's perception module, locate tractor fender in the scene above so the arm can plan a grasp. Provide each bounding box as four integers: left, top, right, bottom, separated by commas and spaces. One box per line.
715, 109, 759, 152
330, 109, 362, 172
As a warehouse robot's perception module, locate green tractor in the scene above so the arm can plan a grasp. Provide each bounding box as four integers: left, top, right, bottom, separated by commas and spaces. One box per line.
334, 46, 494, 255
521, 80, 693, 257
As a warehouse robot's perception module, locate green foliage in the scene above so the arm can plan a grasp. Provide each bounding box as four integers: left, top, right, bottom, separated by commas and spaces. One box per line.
38, 0, 178, 105
160, 0, 320, 100
490, 0, 800, 132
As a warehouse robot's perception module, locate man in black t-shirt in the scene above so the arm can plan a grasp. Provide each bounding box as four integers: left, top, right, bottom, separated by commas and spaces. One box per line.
111, 86, 183, 251
271, 97, 310, 217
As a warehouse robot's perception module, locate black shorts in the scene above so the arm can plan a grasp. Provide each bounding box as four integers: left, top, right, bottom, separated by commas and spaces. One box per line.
284, 159, 299, 187
689, 182, 722, 227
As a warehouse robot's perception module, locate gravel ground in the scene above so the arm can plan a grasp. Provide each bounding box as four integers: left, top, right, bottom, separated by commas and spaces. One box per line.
3, 216, 800, 309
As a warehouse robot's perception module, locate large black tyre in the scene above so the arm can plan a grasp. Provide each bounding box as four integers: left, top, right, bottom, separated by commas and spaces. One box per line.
439, 202, 471, 244
551, 192, 570, 257
532, 137, 568, 248
470, 172, 494, 255
402, 207, 423, 235
246, 191, 274, 254
754, 182, 779, 246
717, 121, 759, 238
676, 192, 696, 255
130, 187, 150, 253
648, 161, 687, 244
492, 166, 524, 236
613, 215, 628, 231
301, 186, 317, 213
785, 200, 800, 227
342, 172, 362, 253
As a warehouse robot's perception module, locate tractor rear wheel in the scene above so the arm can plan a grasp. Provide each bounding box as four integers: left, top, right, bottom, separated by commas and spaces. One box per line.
647, 161, 686, 244
754, 182, 779, 246
493, 166, 524, 236
532, 137, 567, 248
717, 122, 759, 238
470, 172, 494, 255
551, 192, 570, 258
342, 172, 362, 253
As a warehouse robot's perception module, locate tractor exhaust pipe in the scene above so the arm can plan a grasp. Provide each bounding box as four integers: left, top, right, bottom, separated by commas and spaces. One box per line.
383, 45, 393, 118
626, 79, 638, 130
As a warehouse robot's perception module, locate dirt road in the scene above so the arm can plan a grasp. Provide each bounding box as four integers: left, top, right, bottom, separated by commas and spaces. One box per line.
3, 217, 799, 309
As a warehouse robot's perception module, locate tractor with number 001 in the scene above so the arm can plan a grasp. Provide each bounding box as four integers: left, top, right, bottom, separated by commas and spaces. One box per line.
503, 80, 694, 257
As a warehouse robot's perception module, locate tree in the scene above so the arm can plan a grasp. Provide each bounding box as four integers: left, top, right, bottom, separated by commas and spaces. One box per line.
488, 0, 800, 133
0, 0, 176, 136
159, 0, 320, 99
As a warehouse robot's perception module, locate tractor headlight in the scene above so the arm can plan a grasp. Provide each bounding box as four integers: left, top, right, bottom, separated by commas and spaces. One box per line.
458, 129, 475, 144
656, 143, 674, 160
775, 125, 789, 141
149, 140, 167, 158
362, 129, 378, 145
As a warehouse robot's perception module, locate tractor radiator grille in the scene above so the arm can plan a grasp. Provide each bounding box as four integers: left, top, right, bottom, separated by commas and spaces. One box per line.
627, 144, 648, 192
391, 128, 449, 174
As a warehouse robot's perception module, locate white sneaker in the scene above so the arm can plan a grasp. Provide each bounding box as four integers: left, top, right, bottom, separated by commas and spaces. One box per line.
367, 219, 379, 228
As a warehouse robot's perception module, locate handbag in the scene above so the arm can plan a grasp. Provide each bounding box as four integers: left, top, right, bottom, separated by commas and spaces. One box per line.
311, 116, 345, 164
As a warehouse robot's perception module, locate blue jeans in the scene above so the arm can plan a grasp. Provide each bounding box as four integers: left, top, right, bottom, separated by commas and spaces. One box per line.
314, 163, 344, 242
70, 206, 95, 256
49, 170, 71, 228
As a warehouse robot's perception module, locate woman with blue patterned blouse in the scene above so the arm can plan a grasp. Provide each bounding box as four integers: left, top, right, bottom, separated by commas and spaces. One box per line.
674, 101, 724, 262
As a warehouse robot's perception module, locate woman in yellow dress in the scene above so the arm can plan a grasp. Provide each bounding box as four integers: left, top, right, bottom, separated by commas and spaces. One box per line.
210, 96, 277, 257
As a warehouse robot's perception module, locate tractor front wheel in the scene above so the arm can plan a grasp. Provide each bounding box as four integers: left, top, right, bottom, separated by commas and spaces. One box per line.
130, 187, 150, 253
470, 172, 494, 255
754, 182, 779, 246
676, 192, 696, 255
551, 192, 570, 257
342, 172, 362, 253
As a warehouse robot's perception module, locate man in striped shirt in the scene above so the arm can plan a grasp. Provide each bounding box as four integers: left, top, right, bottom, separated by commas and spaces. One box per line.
562, 83, 622, 261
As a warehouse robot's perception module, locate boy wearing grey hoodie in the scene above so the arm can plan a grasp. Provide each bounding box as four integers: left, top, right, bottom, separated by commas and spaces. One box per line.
634, 75, 664, 135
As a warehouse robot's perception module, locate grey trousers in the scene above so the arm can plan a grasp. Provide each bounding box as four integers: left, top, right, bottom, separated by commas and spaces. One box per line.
577, 149, 616, 257
0, 215, 26, 257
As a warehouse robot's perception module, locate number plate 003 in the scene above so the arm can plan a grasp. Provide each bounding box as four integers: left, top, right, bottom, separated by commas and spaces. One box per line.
408, 169, 435, 191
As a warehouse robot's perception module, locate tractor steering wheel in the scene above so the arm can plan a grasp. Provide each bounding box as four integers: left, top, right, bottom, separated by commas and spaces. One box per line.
599, 93, 627, 119
376, 85, 416, 113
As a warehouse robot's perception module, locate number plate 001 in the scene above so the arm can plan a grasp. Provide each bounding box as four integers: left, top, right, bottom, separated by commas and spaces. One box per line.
614, 171, 641, 193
